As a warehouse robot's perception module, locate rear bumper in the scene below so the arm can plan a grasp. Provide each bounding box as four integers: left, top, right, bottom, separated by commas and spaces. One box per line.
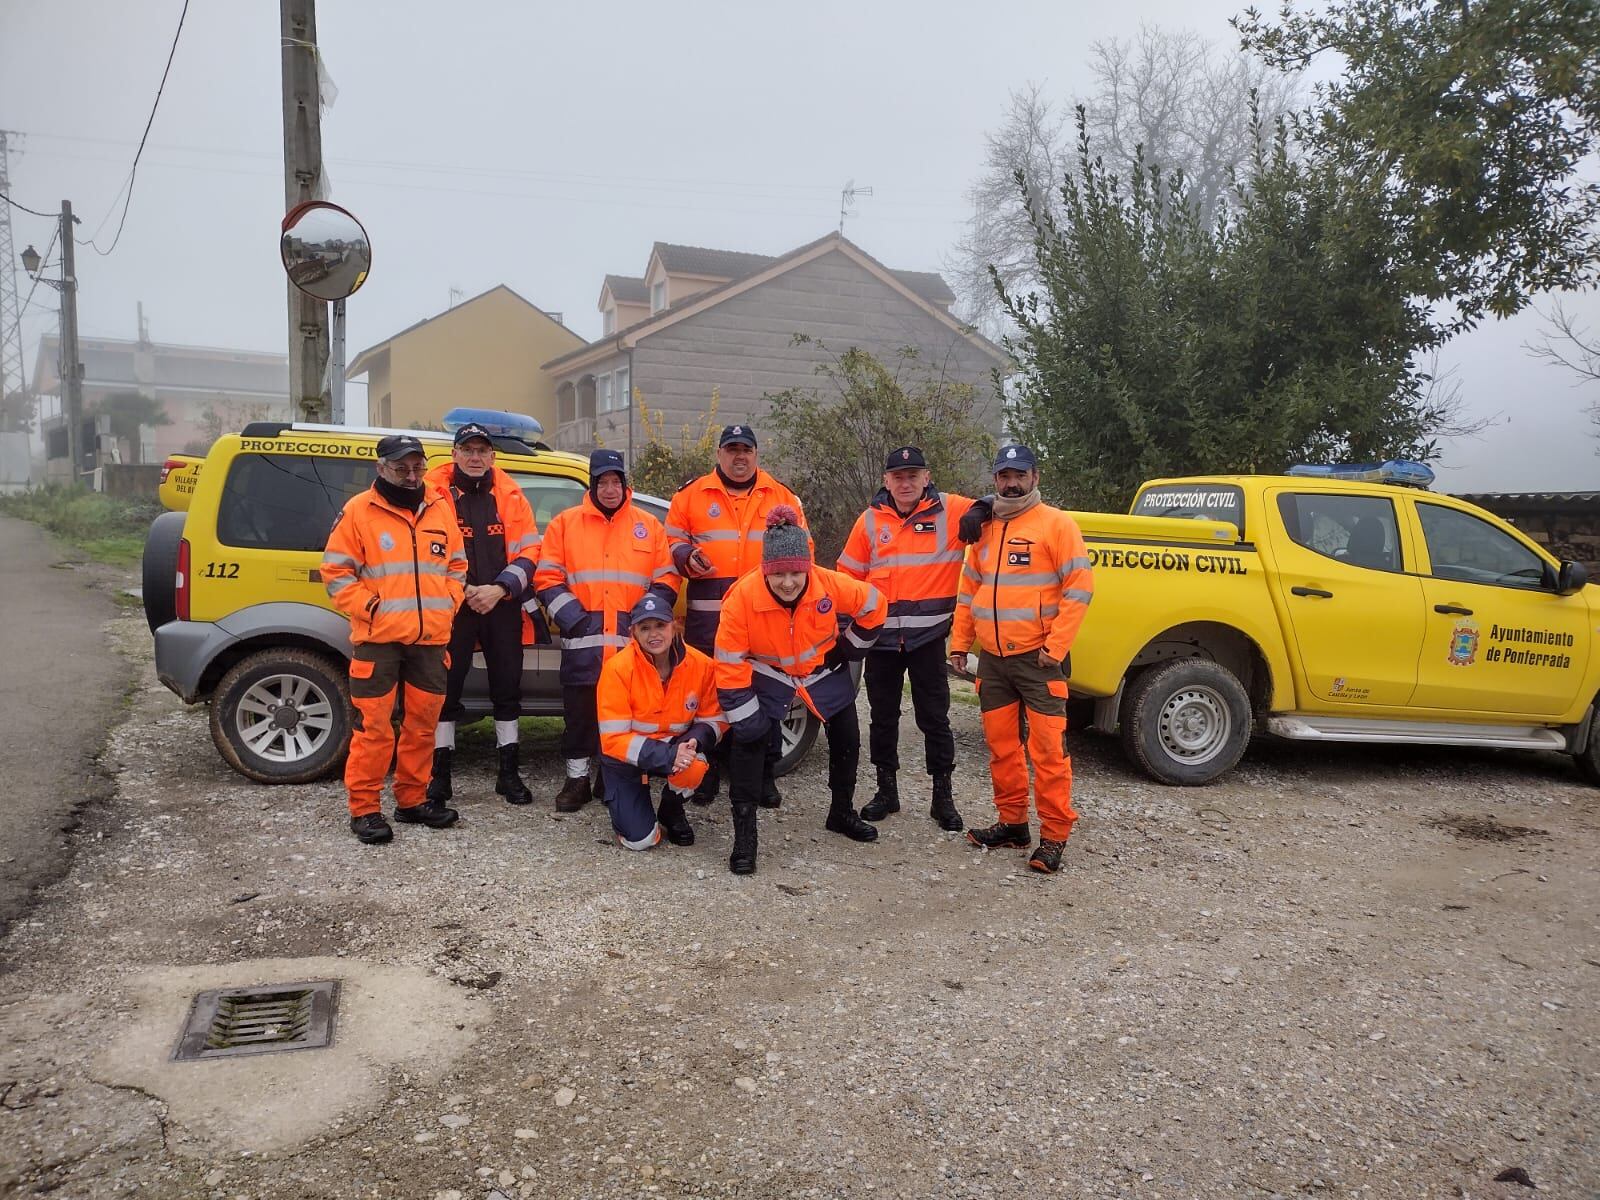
154, 620, 236, 703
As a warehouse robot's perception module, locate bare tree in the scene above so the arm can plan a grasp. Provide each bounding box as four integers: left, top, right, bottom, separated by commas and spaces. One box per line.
1527, 300, 1600, 447
948, 26, 1300, 334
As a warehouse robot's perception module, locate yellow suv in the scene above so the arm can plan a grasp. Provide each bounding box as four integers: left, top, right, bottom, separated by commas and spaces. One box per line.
143, 421, 821, 783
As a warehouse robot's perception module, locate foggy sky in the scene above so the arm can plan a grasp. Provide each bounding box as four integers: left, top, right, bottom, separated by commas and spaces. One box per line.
3, 0, 1595, 491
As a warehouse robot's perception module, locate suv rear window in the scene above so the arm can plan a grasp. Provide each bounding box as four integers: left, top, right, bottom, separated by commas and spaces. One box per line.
1131, 484, 1246, 537
217, 454, 372, 551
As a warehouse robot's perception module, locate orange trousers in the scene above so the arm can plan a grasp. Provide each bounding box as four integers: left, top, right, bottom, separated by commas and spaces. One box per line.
975, 648, 1077, 842
345, 643, 448, 818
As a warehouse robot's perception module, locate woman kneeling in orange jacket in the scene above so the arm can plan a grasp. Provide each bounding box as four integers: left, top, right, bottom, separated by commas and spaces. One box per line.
596, 593, 727, 849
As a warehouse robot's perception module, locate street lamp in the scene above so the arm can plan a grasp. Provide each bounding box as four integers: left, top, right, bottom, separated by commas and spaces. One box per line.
20, 244, 40, 276
20, 203, 86, 481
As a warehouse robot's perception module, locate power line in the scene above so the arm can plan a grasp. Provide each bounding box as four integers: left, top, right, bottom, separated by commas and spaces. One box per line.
0, 191, 55, 219
83, 0, 190, 257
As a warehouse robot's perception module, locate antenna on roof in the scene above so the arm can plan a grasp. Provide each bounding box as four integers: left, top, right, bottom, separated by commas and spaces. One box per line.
448, 286, 464, 309
839, 180, 873, 235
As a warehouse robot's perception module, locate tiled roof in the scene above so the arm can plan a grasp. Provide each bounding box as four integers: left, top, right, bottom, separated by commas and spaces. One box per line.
1456, 491, 1600, 508
890, 268, 956, 305
652, 242, 776, 280
602, 274, 650, 305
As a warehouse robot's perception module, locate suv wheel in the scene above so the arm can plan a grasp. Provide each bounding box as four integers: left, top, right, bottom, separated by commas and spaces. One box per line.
774, 702, 819, 777
210, 649, 350, 784
1120, 658, 1251, 785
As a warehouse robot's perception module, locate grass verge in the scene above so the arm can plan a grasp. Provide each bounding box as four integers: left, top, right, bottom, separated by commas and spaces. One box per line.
0, 486, 158, 568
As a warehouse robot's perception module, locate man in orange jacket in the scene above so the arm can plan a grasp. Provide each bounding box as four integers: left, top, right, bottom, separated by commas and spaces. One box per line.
665, 424, 806, 807
322, 435, 468, 845
715, 507, 884, 875
422, 423, 542, 808
596, 592, 727, 849
535, 449, 679, 812
949, 444, 1094, 874
838, 445, 976, 833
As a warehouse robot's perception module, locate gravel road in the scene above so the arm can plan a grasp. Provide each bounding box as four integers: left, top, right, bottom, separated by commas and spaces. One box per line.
0, 609, 1594, 1199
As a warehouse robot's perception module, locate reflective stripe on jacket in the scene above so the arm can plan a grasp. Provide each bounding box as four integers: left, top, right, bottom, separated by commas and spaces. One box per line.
951, 502, 1093, 660
597, 638, 726, 792
532, 492, 680, 686
837, 487, 974, 652
321, 485, 467, 646
714, 566, 883, 733
663, 470, 806, 650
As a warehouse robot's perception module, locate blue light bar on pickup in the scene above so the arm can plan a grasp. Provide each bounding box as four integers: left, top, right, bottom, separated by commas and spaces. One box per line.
441, 407, 545, 440
1285, 460, 1435, 488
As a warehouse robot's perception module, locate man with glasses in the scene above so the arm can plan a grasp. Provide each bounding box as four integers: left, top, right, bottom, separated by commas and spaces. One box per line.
423, 423, 543, 808
322, 435, 468, 844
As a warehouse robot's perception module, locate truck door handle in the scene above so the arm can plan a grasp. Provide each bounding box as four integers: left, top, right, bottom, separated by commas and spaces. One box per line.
1433, 604, 1473, 616
1291, 586, 1333, 599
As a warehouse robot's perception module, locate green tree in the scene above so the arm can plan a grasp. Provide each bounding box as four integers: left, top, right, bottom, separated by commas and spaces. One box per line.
1236, 0, 1600, 328
999, 110, 1455, 512
91, 391, 171, 458
629, 389, 723, 500
762, 338, 997, 564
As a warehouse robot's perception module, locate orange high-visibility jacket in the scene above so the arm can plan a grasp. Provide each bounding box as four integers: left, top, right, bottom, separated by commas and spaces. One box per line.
664, 470, 806, 649
837, 487, 976, 652
597, 638, 727, 792
533, 491, 680, 685
424, 462, 541, 643
714, 566, 883, 731
951, 502, 1093, 660
321, 484, 467, 646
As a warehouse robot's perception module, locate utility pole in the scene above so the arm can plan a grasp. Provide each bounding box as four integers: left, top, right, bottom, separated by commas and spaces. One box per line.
57, 200, 83, 481
280, 0, 329, 422
0, 132, 26, 430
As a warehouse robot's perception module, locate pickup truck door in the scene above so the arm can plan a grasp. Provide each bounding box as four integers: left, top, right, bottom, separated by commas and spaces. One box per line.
1267, 488, 1426, 707
1408, 499, 1591, 716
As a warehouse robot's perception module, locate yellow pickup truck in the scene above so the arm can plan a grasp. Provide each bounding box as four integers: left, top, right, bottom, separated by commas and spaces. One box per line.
1061, 465, 1598, 786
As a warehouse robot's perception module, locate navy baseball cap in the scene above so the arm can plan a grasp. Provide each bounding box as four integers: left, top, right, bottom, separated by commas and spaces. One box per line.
452, 422, 493, 447
992, 444, 1038, 472
629, 592, 674, 625
884, 446, 927, 470
375, 434, 425, 462
589, 448, 626, 480
718, 424, 757, 449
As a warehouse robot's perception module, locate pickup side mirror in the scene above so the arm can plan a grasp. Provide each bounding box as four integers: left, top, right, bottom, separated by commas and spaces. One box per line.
1557, 559, 1589, 595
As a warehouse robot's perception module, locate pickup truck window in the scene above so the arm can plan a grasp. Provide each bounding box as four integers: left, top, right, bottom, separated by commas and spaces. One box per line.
1276, 493, 1401, 572
217, 453, 372, 551
1132, 484, 1245, 536
1417, 503, 1548, 591
511, 473, 586, 528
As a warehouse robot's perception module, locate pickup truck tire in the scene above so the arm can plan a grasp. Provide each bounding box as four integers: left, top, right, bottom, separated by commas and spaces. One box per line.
1577, 719, 1600, 787
1120, 659, 1251, 786
141, 511, 186, 632
775, 704, 819, 777
210, 648, 350, 784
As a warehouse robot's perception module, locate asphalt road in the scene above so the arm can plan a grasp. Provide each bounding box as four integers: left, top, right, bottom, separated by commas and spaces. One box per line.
0, 515, 128, 938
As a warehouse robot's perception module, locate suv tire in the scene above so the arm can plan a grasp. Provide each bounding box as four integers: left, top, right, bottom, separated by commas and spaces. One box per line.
775, 703, 819, 777
1120, 658, 1251, 786
210, 648, 350, 784
141, 511, 187, 632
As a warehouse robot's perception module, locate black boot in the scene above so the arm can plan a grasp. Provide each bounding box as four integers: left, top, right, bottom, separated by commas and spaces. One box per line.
425, 747, 452, 803
729, 803, 758, 874
825, 792, 878, 842
496, 744, 533, 806
657, 787, 695, 846
860, 766, 899, 821
930, 772, 963, 832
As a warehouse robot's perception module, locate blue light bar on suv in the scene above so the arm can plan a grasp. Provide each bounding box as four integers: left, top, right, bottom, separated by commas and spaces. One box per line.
442, 407, 545, 440
1285, 460, 1435, 489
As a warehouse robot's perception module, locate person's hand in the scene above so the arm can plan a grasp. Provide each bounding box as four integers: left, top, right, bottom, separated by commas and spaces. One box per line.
467, 583, 506, 614
949, 651, 970, 677
686, 547, 715, 578
672, 742, 698, 772
1037, 649, 1059, 671
958, 496, 994, 544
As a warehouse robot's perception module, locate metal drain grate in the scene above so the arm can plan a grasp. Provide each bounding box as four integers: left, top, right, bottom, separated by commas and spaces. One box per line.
173, 980, 339, 1061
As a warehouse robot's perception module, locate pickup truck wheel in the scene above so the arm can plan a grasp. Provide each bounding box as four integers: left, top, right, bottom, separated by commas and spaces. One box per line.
210, 649, 350, 784
1121, 659, 1251, 786
774, 703, 820, 777
1577, 722, 1600, 787
140, 511, 186, 632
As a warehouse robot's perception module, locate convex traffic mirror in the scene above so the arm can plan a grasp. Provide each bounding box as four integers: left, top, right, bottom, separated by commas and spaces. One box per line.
280, 201, 371, 301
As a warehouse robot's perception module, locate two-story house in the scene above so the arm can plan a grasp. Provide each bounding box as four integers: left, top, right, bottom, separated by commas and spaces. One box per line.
545, 233, 1009, 454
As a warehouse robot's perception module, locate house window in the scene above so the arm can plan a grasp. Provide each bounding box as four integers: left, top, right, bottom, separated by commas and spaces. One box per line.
614, 366, 630, 411
650, 280, 666, 313
596, 374, 613, 414
602, 308, 616, 335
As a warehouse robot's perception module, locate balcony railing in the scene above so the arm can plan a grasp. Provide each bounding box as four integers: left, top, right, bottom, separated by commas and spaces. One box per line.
554, 417, 596, 452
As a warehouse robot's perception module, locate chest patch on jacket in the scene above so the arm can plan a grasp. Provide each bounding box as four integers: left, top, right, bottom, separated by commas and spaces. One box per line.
379, 532, 396, 552
816, 596, 833, 614
430, 540, 446, 557
685, 693, 699, 712
913, 521, 936, 533
1007, 550, 1032, 566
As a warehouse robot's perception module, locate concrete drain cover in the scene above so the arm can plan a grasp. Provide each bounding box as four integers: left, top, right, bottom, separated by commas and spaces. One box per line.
173, 980, 339, 1061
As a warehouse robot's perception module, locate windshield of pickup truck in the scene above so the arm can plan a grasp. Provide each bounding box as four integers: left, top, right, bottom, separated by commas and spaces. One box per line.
1131, 484, 1246, 537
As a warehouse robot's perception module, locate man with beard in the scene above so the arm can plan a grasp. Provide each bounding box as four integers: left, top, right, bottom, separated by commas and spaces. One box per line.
422, 423, 543, 807
322, 435, 468, 844
949, 445, 1093, 874
837, 445, 978, 832
535, 449, 679, 812
664, 425, 805, 808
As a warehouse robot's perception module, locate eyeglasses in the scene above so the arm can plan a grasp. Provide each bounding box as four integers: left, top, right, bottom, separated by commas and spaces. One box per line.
380, 461, 428, 479
456, 444, 493, 458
